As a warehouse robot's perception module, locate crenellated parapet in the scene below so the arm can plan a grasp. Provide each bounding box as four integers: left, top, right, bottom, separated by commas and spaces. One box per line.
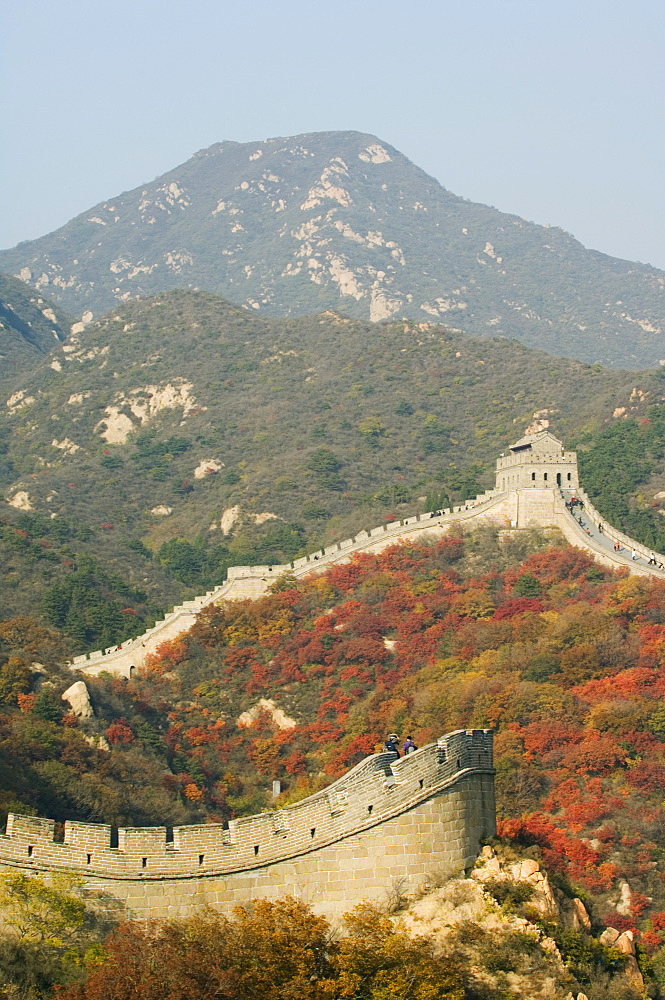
0, 730, 493, 882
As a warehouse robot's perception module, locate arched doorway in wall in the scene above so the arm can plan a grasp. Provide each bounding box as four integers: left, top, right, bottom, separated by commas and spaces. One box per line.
128, 665, 135, 678
556, 473, 561, 486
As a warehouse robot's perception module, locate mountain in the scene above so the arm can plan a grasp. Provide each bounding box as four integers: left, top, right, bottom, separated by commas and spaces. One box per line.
1, 131, 664, 368
3, 287, 665, 651
0, 275, 69, 390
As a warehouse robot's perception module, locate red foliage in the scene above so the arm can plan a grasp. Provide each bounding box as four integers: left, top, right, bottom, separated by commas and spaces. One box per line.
496, 814, 617, 891
560, 733, 625, 776
283, 751, 307, 775
603, 912, 637, 933
323, 734, 381, 777
640, 929, 662, 955
629, 891, 651, 918
16, 692, 35, 713
573, 667, 661, 705
492, 598, 544, 620
521, 722, 583, 758
106, 720, 134, 744
625, 760, 665, 793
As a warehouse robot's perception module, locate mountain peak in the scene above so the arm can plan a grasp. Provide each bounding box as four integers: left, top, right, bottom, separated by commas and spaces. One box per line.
1, 130, 664, 367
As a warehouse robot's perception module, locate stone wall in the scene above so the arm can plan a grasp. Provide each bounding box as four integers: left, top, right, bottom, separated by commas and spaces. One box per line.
71, 490, 510, 679
0, 730, 495, 922
72, 483, 665, 680
70, 477, 665, 680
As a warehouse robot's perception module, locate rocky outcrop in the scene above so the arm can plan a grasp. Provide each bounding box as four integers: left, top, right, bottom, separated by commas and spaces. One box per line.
599, 927, 644, 986
61, 680, 93, 718
470, 846, 644, 995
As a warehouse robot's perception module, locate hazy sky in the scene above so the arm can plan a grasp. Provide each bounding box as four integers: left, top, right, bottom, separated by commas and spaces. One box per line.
2, 0, 664, 268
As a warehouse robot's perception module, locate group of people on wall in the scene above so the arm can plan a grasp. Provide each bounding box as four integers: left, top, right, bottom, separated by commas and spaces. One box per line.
383, 734, 417, 757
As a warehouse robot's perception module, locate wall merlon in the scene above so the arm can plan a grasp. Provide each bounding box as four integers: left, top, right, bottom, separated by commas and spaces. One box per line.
64, 821, 112, 851
117, 828, 169, 855
6, 814, 55, 840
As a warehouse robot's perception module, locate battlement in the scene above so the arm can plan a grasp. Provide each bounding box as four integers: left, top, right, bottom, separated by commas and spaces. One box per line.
0, 730, 493, 881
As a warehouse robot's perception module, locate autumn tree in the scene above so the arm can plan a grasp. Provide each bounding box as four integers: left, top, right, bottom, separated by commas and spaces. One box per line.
61, 898, 465, 1000
0, 871, 99, 998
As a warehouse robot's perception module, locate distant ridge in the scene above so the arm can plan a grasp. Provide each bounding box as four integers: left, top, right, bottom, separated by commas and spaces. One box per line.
0, 275, 68, 390
1, 130, 664, 367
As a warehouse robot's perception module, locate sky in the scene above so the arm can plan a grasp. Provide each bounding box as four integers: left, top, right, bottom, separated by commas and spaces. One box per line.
2, 0, 664, 268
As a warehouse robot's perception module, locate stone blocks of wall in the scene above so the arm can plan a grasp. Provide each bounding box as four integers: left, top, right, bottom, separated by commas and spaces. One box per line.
0, 731, 495, 921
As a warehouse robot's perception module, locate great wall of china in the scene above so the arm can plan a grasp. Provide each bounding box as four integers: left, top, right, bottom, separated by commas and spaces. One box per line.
1, 430, 661, 920
71, 430, 665, 680
0, 730, 495, 920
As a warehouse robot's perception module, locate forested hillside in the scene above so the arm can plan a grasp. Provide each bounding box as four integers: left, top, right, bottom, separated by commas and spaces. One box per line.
5, 289, 665, 655
2, 130, 665, 367
5, 528, 665, 994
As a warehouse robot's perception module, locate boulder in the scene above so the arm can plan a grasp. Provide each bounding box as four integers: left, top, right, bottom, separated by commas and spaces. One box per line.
614, 930, 635, 955
62, 680, 93, 718
83, 733, 109, 750
571, 897, 591, 932
616, 879, 632, 916
599, 927, 620, 946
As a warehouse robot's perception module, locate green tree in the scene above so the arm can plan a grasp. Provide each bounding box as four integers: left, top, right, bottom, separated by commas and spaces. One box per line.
306, 448, 344, 490
513, 573, 542, 598
31, 691, 62, 725
0, 872, 85, 948
0, 657, 32, 706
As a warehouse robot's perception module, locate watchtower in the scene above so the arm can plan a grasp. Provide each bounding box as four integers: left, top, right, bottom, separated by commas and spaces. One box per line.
495, 431, 578, 492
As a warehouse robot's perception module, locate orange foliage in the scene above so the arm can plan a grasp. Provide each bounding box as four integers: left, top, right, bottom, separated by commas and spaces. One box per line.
183, 783, 205, 802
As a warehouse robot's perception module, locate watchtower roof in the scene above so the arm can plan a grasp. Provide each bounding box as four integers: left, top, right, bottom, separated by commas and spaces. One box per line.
509, 430, 564, 454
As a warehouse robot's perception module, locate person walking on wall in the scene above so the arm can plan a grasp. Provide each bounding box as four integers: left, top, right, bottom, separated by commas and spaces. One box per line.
384, 733, 400, 757
403, 735, 417, 754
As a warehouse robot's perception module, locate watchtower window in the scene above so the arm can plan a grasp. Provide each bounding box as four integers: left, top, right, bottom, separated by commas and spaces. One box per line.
531, 472, 535, 481
367, 805, 373, 815
86, 854, 91, 865
254, 845, 259, 856
556, 473, 561, 486
567, 472, 571, 481
310, 828, 316, 838
543, 473, 548, 481
27, 845, 33, 857
199, 854, 204, 865
142, 857, 147, 869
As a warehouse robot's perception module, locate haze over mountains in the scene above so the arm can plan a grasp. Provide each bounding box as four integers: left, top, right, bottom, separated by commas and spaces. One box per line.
2, 131, 664, 369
